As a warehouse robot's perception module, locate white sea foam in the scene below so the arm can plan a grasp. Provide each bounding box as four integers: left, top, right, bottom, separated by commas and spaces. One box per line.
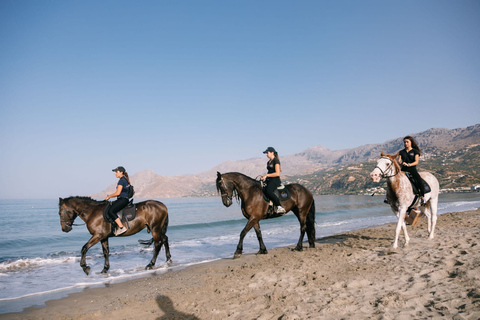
0, 256, 78, 273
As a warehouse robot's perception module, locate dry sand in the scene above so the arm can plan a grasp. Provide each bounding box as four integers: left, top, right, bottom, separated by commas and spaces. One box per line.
3, 209, 480, 320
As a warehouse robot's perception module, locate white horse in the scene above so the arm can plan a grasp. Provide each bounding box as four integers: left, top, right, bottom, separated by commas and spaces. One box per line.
370, 152, 440, 249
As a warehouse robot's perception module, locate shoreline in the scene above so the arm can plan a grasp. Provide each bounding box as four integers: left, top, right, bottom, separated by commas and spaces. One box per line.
2, 208, 480, 319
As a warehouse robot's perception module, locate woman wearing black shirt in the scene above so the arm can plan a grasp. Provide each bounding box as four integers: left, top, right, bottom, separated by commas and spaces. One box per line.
260, 147, 286, 213
105, 166, 130, 236
398, 136, 426, 204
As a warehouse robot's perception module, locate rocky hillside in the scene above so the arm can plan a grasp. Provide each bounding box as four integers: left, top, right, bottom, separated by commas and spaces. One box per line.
92, 124, 480, 198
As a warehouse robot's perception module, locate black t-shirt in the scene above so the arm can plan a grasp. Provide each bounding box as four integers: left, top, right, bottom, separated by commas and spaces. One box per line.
267, 157, 280, 174
399, 148, 420, 167
266, 157, 281, 183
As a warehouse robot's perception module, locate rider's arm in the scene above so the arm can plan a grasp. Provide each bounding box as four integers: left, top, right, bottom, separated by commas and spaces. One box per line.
261, 163, 281, 180
105, 185, 123, 200
405, 154, 420, 167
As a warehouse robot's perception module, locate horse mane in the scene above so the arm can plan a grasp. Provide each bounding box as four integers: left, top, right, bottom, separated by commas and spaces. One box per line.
62, 196, 106, 206
217, 172, 263, 202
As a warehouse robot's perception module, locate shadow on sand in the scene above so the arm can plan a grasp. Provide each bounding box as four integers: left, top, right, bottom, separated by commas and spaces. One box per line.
156, 295, 200, 320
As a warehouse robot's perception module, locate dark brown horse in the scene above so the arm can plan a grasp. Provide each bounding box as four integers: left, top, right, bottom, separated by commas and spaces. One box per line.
58, 196, 171, 275
216, 172, 316, 258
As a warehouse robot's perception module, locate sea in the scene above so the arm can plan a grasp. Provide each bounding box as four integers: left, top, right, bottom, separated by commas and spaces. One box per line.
1, 193, 480, 314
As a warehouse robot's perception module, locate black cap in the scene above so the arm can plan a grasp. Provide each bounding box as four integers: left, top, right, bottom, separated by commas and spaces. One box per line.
263, 147, 276, 154
112, 166, 126, 173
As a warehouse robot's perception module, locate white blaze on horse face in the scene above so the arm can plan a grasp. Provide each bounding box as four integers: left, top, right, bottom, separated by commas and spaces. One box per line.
370, 168, 382, 182
370, 158, 390, 182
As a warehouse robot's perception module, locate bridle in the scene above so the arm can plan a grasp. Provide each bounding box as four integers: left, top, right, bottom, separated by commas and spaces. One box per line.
60, 206, 90, 227
218, 177, 233, 203
375, 157, 398, 179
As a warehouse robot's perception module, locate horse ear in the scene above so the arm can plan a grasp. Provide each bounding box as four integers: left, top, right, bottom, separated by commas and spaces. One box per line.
380, 151, 385, 157
59, 197, 63, 204
217, 171, 221, 178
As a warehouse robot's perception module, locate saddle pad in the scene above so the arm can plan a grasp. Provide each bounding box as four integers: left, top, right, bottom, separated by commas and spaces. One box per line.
263, 185, 292, 202
118, 204, 137, 222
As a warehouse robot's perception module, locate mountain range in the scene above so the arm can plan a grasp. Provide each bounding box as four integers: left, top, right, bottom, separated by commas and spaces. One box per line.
92, 123, 480, 198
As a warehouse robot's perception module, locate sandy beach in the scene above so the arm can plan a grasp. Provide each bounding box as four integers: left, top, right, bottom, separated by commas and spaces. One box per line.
3, 208, 480, 320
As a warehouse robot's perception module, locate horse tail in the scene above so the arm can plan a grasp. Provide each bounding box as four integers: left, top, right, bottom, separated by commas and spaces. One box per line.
306, 199, 316, 247
161, 212, 169, 235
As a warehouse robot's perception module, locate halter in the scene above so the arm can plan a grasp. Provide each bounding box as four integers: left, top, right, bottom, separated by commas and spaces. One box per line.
60, 206, 91, 227
375, 157, 399, 179
218, 177, 233, 203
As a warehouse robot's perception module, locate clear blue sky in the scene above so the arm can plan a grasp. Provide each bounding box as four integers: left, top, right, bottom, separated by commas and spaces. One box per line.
1, 1, 479, 198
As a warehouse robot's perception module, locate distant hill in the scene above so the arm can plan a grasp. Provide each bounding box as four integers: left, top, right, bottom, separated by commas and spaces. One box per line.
92, 124, 480, 198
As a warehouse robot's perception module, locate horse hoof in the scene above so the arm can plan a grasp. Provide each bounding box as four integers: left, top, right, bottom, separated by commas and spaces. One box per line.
83, 266, 91, 276
256, 249, 268, 255
167, 259, 173, 264
233, 253, 242, 259
145, 264, 154, 270
101, 269, 108, 274
294, 246, 303, 252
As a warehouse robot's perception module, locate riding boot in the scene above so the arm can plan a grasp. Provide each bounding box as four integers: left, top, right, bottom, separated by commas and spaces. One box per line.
276, 206, 286, 214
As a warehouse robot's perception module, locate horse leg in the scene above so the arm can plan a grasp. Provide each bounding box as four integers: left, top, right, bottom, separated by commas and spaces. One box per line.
146, 233, 162, 270
163, 235, 172, 263
253, 222, 268, 255
428, 198, 438, 239
306, 200, 316, 248
291, 207, 306, 251
402, 217, 410, 247
80, 236, 101, 275
234, 219, 256, 259
393, 209, 408, 249
100, 239, 110, 274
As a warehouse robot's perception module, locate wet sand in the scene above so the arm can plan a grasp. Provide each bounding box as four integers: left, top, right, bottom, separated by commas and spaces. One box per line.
3, 209, 480, 319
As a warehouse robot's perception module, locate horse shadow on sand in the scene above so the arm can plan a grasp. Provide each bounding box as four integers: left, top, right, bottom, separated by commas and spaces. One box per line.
156, 295, 199, 320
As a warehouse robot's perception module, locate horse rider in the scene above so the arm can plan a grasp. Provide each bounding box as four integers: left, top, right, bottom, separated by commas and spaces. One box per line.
105, 166, 130, 236
261, 147, 286, 214
398, 136, 426, 205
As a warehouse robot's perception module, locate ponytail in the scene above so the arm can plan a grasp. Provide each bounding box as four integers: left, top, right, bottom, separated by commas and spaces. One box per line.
124, 172, 131, 185
274, 152, 282, 172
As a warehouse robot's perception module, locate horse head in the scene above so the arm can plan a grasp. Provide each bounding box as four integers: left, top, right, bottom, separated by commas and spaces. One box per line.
216, 172, 234, 207
370, 152, 400, 182
58, 197, 80, 232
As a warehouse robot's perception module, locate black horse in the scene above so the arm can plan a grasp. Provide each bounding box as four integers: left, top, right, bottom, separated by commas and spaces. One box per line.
216, 172, 316, 258
58, 196, 171, 275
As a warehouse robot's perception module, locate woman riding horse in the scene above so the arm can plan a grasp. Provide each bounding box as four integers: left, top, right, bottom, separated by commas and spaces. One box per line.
105, 166, 131, 236
216, 171, 316, 258
261, 147, 286, 214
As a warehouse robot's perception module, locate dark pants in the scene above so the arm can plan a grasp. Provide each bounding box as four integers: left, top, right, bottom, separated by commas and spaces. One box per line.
107, 197, 129, 222
402, 167, 425, 197
265, 178, 281, 206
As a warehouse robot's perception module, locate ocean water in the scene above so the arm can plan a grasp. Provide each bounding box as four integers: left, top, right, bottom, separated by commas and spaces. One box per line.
1, 193, 479, 314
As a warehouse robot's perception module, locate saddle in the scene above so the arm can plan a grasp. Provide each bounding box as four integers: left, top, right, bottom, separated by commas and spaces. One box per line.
405, 172, 431, 195
103, 200, 137, 228
262, 184, 291, 219
404, 172, 431, 225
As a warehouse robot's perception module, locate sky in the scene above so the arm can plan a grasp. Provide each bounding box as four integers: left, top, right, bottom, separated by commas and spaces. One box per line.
1, 1, 479, 199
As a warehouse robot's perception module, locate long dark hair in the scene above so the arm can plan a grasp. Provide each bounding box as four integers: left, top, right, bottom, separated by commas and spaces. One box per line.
273, 151, 282, 172
404, 136, 421, 156
123, 171, 131, 184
